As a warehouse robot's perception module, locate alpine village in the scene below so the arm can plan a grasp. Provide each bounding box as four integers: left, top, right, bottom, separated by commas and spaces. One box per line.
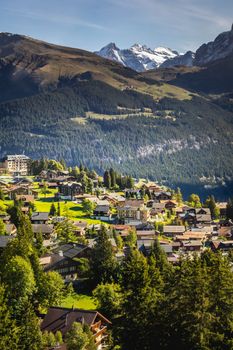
0, 8, 233, 350
0, 154, 232, 350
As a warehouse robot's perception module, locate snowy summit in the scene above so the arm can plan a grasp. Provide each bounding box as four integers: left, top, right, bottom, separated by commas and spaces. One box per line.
95, 42, 179, 72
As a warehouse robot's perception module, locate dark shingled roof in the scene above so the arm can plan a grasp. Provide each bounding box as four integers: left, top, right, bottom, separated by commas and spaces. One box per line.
41, 307, 111, 336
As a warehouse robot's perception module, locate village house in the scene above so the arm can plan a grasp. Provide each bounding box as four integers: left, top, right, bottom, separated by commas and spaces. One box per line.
177, 212, 196, 226
41, 307, 111, 350
150, 202, 166, 215
102, 193, 125, 206
93, 204, 112, 221
32, 224, 55, 239
43, 243, 92, 281
136, 230, 158, 240
38, 181, 58, 190
16, 194, 35, 207
181, 240, 203, 252
6, 185, 38, 200
72, 220, 88, 236
141, 182, 162, 197
113, 225, 132, 238
137, 238, 156, 255
155, 191, 172, 201
196, 208, 211, 216
56, 182, 83, 200
162, 200, 177, 211
196, 214, 212, 225
117, 203, 150, 225
210, 240, 233, 252
216, 202, 227, 218
160, 243, 175, 258
175, 231, 207, 242
163, 225, 186, 238
31, 212, 49, 224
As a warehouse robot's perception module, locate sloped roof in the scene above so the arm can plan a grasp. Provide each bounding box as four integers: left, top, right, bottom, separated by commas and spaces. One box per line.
163, 225, 185, 233
41, 307, 111, 336
196, 214, 212, 222
32, 224, 54, 234
31, 212, 49, 221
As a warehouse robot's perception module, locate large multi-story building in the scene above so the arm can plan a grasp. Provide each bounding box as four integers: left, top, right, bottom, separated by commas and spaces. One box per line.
1, 155, 30, 175
117, 202, 150, 225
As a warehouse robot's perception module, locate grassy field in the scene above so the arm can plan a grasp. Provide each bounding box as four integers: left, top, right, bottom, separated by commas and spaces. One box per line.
86, 111, 153, 120
34, 185, 101, 224
35, 197, 101, 224
60, 293, 97, 310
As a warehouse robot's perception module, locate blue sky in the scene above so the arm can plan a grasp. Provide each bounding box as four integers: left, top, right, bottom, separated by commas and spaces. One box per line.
0, 0, 232, 53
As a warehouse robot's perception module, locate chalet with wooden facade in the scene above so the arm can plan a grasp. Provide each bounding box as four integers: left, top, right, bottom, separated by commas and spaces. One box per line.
41, 307, 111, 349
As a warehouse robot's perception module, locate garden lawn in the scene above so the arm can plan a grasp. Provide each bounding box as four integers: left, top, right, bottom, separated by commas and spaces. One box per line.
60, 294, 97, 310
34, 198, 101, 224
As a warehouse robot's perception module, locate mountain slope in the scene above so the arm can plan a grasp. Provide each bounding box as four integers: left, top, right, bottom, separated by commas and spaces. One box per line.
0, 32, 233, 197
160, 51, 195, 68
95, 43, 179, 72
194, 24, 233, 66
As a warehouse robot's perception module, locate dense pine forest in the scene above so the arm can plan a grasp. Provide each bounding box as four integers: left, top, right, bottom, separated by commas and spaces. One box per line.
1, 81, 233, 199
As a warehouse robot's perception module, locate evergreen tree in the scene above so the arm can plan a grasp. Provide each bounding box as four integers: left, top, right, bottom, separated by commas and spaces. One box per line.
160, 256, 213, 350
7, 201, 23, 227
119, 250, 162, 350
110, 168, 116, 188
49, 203, 57, 216
151, 239, 172, 278
90, 225, 117, 285
87, 178, 93, 194
104, 170, 111, 189
205, 195, 217, 218
127, 175, 134, 189
80, 171, 88, 193
35, 231, 44, 257
125, 228, 137, 248
18, 300, 43, 350
207, 253, 233, 349
0, 284, 19, 350
226, 198, 233, 220
41, 180, 48, 197
93, 283, 122, 319
175, 187, 183, 204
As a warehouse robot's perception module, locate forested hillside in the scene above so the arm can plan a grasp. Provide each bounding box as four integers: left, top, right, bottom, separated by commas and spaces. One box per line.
0, 33, 233, 197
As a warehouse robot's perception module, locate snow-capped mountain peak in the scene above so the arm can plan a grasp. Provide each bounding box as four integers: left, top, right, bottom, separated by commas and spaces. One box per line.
95, 42, 180, 72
